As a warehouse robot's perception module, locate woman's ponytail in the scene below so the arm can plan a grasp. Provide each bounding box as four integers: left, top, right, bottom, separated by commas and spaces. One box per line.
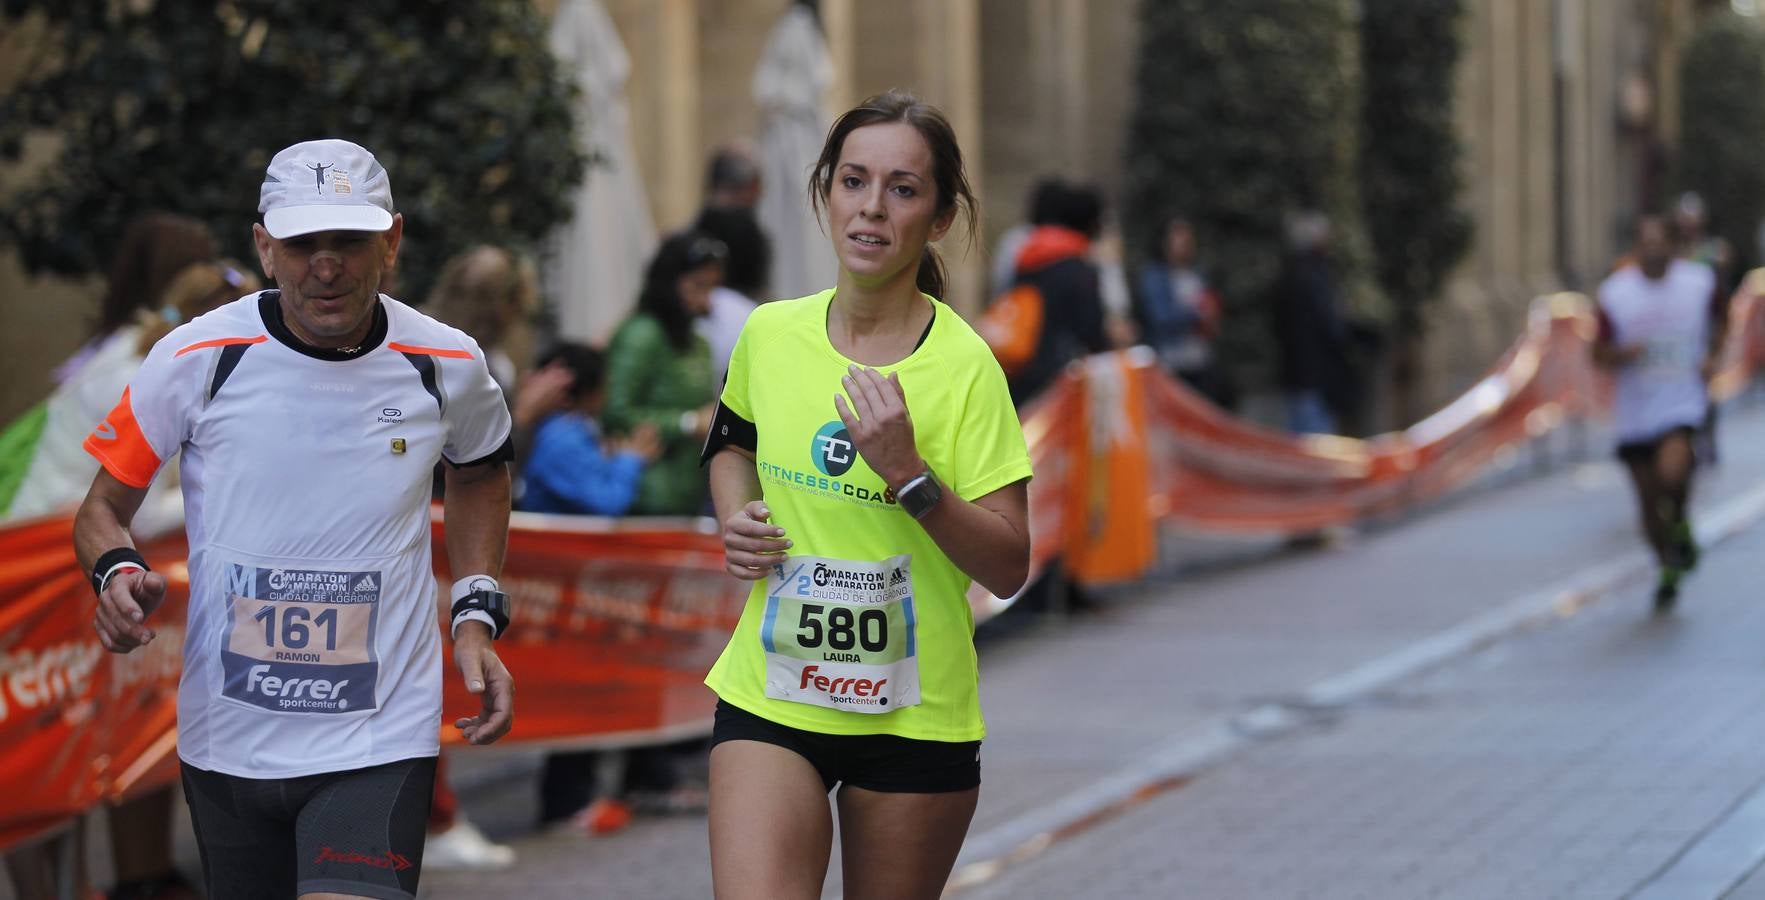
915, 245, 946, 299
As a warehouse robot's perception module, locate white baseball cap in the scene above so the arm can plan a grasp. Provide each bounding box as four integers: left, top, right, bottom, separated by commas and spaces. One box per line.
258, 139, 396, 239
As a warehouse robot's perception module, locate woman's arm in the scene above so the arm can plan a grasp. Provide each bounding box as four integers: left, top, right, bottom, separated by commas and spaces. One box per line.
837, 366, 1031, 598
911, 478, 1030, 599
710, 446, 790, 581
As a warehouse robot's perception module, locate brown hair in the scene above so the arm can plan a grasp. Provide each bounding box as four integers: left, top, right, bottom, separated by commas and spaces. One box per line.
423, 245, 538, 351
808, 90, 977, 300
135, 259, 262, 354
100, 213, 216, 339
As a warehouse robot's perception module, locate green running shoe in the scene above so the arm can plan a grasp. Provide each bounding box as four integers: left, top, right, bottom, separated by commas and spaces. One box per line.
1654, 566, 1682, 614
1673, 520, 1699, 571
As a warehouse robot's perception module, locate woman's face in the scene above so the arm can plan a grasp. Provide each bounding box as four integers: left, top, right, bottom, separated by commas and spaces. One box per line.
824, 122, 954, 290
677, 262, 722, 318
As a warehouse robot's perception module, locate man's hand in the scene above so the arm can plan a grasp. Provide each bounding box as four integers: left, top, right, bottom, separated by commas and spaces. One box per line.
94, 569, 167, 653
452, 621, 513, 744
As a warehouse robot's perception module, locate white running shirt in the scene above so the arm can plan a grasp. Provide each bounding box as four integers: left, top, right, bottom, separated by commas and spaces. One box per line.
84, 291, 511, 778
1596, 260, 1716, 445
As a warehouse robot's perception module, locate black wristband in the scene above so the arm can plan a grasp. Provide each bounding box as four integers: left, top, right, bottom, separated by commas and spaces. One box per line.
91, 547, 150, 596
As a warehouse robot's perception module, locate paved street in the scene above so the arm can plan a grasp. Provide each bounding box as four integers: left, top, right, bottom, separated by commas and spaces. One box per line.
423, 401, 1765, 899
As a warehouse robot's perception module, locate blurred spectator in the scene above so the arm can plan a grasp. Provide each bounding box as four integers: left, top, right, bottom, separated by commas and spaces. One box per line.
1003, 181, 1111, 405
694, 144, 774, 380
991, 177, 1067, 298
418, 246, 570, 871
1093, 222, 1141, 350
1274, 211, 1349, 434
423, 246, 575, 491
603, 232, 725, 516
53, 213, 216, 386
2, 245, 248, 900
520, 343, 662, 516
6, 260, 257, 528
1136, 215, 1237, 409
1674, 191, 1734, 289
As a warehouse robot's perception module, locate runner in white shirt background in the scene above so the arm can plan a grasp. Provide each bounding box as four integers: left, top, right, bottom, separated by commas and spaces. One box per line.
73, 139, 516, 900
1594, 213, 1728, 613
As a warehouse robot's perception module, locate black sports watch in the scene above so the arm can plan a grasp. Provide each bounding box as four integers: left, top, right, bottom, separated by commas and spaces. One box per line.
895, 468, 943, 520
451, 589, 511, 639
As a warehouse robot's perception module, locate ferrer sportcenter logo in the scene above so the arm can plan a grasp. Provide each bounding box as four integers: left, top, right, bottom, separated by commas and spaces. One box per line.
811, 421, 856, 477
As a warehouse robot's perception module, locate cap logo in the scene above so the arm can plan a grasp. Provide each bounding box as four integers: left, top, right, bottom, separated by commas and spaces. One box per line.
331, 170, 352, 194
307, 162, 333, 192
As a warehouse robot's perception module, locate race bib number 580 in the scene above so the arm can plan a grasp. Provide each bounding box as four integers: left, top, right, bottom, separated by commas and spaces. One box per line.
761, 554, 920, 714
220, 564, 380, 714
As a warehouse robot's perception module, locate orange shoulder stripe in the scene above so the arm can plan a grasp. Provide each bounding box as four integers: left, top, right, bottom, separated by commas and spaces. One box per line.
388, 341, 473, 360
174, 334, 268, 357
82, 386, 163, 489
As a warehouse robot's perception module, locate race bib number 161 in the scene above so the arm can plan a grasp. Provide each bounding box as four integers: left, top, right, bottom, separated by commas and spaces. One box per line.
220, 564, 380, 714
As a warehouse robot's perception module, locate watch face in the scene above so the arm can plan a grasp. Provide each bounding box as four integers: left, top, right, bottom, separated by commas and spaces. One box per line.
901, 474, 941, 517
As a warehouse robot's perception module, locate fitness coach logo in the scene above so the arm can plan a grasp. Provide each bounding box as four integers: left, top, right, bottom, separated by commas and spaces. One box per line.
810, 421, 856, 477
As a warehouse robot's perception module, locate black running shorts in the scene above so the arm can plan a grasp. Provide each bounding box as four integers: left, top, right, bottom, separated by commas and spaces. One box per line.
1617, 424, 1699, 464
180, 755, 436, 900
711, 699, 981, 793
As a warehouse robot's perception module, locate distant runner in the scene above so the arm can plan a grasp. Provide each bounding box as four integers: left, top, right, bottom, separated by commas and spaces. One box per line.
1594, 213, 1726, 612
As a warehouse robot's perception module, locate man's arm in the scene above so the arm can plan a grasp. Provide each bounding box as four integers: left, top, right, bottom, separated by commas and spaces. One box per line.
442, 460, 513, 744
74, 469, 167, 652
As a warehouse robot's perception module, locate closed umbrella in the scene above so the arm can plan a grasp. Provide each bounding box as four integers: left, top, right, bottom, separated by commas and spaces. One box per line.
546, 0, 656, 343
753, 4, 838, 301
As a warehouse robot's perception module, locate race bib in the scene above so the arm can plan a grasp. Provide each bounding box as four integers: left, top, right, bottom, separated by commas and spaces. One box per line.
1643, 334, 1696, 371
761, 554, 920, 714
220, 564, 380, 714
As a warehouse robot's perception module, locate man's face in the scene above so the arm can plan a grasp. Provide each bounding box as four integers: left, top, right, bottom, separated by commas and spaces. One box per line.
253, 215, 402, 346
1635, 217, 1672, 278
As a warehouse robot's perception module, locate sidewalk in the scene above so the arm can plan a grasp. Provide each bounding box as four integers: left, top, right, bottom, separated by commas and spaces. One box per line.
426, 404, 1765, 898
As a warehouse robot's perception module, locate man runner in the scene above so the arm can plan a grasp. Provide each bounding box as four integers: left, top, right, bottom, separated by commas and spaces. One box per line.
1594, 213, 1727, 612
74, 139, 516, 900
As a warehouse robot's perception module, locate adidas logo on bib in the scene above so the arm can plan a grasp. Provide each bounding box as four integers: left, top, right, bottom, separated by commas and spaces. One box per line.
352, 575, 378, 592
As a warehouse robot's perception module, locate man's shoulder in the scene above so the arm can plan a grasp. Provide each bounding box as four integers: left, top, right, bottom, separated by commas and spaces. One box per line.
147, 294, 268, 361
382, 296, 484, 361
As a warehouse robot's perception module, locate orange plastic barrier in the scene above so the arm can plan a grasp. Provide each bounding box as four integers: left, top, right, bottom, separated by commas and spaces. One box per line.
3, 285, 1761, 850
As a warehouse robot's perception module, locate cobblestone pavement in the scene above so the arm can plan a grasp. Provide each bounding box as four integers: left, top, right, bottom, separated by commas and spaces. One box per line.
418, 404, 1765, 899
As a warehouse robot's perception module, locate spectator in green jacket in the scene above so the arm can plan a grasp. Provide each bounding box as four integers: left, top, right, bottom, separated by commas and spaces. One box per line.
604, 231, 728, 515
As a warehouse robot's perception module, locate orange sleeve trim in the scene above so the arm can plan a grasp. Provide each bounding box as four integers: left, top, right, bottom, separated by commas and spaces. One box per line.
174, 334, 267, 357
388, 342, 474, 359
81, 387, 163, 489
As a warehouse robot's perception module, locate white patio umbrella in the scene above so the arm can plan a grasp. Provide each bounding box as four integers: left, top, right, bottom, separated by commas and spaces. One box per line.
753, 4, 838, 301
546, 0, 656, 343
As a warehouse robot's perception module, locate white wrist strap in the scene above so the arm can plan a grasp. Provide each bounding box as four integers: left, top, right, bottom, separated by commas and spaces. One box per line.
99, 562, 146, 593
450, 575, 499, 639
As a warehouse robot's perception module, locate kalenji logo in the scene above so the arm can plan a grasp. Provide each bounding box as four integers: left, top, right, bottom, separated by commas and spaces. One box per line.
797, 664, 888, 702
313, 847, 413, 872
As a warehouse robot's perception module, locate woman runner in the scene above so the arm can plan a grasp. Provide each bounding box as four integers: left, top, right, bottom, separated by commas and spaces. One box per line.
700, 90, 1033, 899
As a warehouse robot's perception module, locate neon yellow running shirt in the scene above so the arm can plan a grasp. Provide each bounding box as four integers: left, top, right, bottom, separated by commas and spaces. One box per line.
704, 290, 1032, 741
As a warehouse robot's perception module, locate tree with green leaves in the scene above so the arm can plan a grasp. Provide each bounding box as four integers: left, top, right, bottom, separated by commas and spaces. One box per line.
0, 0, 585, 303
1359, 0, 1470, 340
1679, 11, 1765, 280
1123, 0, 1379, 383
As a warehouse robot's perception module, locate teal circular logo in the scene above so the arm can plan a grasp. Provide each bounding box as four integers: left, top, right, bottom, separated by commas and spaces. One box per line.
811, 421, 856, 476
